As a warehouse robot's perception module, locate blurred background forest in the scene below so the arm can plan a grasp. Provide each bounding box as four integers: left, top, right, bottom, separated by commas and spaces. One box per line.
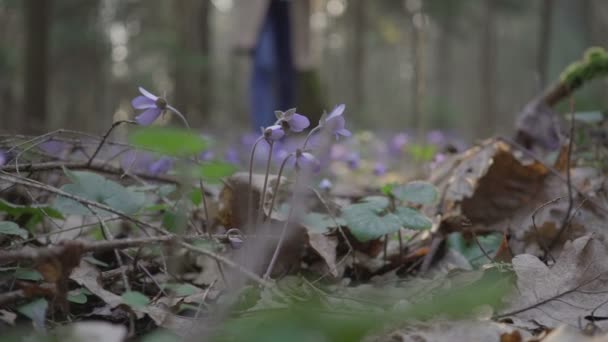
1, 0, 607, 143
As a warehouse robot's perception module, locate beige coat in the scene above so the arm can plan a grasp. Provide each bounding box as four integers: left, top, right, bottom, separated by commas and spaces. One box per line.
232, 0, 312, 69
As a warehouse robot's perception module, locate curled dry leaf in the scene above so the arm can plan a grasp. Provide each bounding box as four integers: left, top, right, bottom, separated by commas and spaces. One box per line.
498, 234, 608, 330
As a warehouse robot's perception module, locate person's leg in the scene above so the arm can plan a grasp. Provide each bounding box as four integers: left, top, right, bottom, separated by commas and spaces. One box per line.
269, 0, 295, 112
250, 14, 277, 130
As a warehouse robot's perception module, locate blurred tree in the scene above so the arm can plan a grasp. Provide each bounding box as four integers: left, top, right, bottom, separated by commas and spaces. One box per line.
350, 0, 366, 112
173, 0, 211, 128
537, 0, 553, 89
50, 0, 109, 132
478, 0, 496, 137
0, 0, 20, 133
24, 0, 51, 133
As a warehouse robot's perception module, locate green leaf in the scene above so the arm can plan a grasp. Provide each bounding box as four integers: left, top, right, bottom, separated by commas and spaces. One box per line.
391, 181, 438, 205
447, 232, 503, 267
566, 110, 604, 123
163, 283, 200, 296
189, 189, 203, 206
342, 197, 402, 242
0, 221, 28, 239
130, 127, 208, 156
17, 298, 48, 326
53, 170, 145, 216
300, 212, 345, 233
0, 199, 63, 227
394, 207, 432, 230
67, 288, 88, 304
196, 162, 237, 182
14, 268, 43, 281
380, 183, 396, 196
122, 291, 150, 308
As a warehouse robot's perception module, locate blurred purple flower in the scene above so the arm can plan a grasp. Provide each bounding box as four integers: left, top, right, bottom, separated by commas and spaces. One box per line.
295, 149, 320, 173
224, 147, 240, 165
321, 104, 351, 140
389, 132, 409, 155
264, 125, 285, 141
0, 151, 6, 166
121, 150, 155, 172
200, 150, 215, 161
240, 132, 259, 148
427, 130, 446, 146
276, 108, 310, 133
373, 162, 387, 176
39, 139, 68, 157
148, 157, 173, 175
430, 153, 447, 170
319, 178, 332, 190
346, 152, 360, 170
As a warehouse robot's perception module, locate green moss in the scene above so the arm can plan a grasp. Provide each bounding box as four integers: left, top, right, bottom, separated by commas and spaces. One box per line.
560, 47, 608, 89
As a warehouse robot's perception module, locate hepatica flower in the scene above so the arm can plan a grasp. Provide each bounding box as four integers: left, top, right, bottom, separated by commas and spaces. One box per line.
276, 108, 310, 133
295, 149, 320, 173
131, 87, 181, 126
320, 104, 351, 140
373, 161, 387, 176
264, 125, 285, 141
148, 156, 173, 175
346, 152, 360, 170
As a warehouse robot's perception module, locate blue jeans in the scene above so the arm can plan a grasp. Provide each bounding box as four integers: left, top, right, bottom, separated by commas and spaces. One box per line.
250, 0, 295, 130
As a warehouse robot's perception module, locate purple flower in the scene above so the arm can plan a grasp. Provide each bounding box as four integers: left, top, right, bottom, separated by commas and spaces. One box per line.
346, 152, 360, 170
430, 153, 447, 170
373, 162, 387, 176
276, 108, 310, 133
264, 125, 285, 141
0, 151, 6, 166
200, 150, 215, 161
148, 157, 173, 175
389, 132, 409, 155
131, 87, 182, 126
427, 130, 446, 146
224, 147, 240, 165
319, 178, 332, 190
295, 149, 320, 173
321, 104, 351, 140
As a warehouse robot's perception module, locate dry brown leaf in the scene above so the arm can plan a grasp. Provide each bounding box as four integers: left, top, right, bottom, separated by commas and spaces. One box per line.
498, 234, 608, 330
307, 232, 339, 277
64, 321, 127, 342
541, 325, 608, 342
70, 260, 123, 308
383, 319, 529, 342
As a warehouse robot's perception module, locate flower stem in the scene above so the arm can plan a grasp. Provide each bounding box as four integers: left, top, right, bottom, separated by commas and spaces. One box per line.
264, 172, 299, 280
257, 141, 274, 224
264, 153, 294, 223
302, 126, 321, 150
167, 105, 191, 130
247, 136, 265, 226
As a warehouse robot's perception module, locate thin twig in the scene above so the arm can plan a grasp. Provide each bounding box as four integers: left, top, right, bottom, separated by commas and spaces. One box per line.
0, 171, 167, 236
178, 241, 271, 288
87, 120, 136, 166
257, 141, 274, 224
0, 235, 208, 264
545, 97, 576, 258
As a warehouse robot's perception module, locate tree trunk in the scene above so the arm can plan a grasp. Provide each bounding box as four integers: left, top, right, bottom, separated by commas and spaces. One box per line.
478, 0, 497, 137
537, 0, 553, 90
173, 0, 211, 128
351, 0, 366, 114
24, 0, 51, 133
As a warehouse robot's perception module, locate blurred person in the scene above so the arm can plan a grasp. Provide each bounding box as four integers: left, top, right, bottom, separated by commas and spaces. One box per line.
234, 0, 311, 131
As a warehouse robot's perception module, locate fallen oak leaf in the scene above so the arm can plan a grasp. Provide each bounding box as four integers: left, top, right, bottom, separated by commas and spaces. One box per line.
495, 234, 608, 329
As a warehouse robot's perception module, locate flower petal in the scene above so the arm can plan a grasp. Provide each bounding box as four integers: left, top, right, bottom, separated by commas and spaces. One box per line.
135, 108, 162, 126
131, 96, 156, 109
148, 157, 173, 175
138, 87, 159, 101
287, 114, 310, 132
265, 125, 285, 141
337, 128, 351, 137
326, 104, 345, 121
